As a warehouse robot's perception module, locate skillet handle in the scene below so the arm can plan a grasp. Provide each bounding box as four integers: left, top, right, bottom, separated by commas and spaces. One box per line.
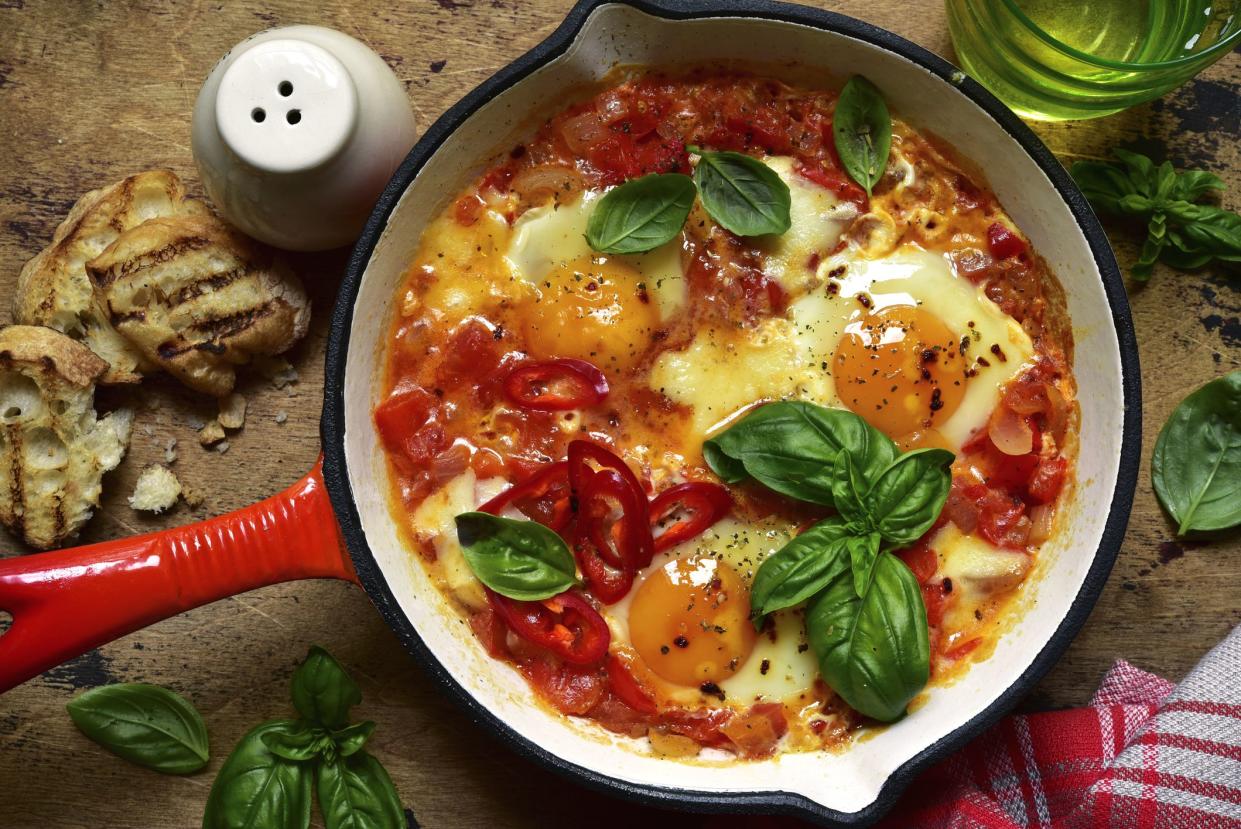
0, 457, 355, 693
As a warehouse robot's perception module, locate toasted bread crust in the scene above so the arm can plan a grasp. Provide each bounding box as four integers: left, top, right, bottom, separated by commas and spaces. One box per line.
14, 170, 209, 384
88, 214, 310, 397
0, 325, 132, 549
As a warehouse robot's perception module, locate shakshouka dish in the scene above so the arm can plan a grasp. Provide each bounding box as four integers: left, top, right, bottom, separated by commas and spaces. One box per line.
375, 70, 1077, 760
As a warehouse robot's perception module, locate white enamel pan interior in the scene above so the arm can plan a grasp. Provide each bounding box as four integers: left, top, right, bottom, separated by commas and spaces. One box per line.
322, 1, 1139, 825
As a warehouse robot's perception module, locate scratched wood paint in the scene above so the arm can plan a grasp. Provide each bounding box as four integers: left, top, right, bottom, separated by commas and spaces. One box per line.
0, 1, 1236, 827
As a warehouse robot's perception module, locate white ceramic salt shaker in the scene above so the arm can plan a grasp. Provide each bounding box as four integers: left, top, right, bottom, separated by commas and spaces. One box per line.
191, 25, 416, 251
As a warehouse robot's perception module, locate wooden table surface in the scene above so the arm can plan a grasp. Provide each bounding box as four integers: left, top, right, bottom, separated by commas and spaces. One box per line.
0, 2, 1237, 827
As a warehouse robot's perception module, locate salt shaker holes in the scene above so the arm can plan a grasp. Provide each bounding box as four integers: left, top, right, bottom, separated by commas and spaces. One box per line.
278, 80, 293, 96
251, 107, 266, 122
286, 109, 302, 125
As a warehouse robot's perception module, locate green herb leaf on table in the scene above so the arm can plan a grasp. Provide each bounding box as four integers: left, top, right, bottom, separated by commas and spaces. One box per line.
316, 751, 406, 829
66, 683, 209, 775
748, 518, 854, 625
455, 511, 578, 601
692, 150, 792, 237
867, 448, 956, 545
291, 646, 362, 730
203, 719, 313, 829
585, 172, 696, 254
703, 401, 897, 506
833, 76, 892, 198
1152, 370, 1241, 535
1070, 150, 1239, 282
806, 554, 929, 723
331, 721, 376, 759
262, 725, 334, 763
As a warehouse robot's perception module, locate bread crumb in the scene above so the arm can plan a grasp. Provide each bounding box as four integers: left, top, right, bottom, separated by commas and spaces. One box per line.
141, 423, 154, 437
275, 410, 288, 424
129, 464, 182, 514
186, 414, 206, 430
215, 440, 230, 454
255, 355, 299, 389
182, 485, 205, 508
164, 438, 178, 464
198, 420, 226, 446
218, 393, 246, 430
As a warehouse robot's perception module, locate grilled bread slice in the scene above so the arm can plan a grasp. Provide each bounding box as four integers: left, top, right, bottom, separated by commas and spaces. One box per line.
87, 214, 310, 397
0, 326, 133, 549
14, 170, 210, 384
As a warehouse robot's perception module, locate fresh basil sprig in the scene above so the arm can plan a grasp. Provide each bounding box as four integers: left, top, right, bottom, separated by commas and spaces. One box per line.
704, 401, 897, 507
205, 647, 405, 829
1071, 150, 1241, 281
66, 683, 209, 774
724, 401, 952, 722
691, 148, 792, 236
807, 554, 929, 723
833, 75, 892, 198
1152, 370, 1241, 535
204, 719, 314, 829
455, 511, 578, 600
585, 172, 696, 254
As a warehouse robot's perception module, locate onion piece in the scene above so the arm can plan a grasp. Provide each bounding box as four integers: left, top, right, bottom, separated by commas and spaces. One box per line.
1027, 503, 1056, 546
988, 406, 1035, 456
510, 164, 583, 209
559, 112, 609, 154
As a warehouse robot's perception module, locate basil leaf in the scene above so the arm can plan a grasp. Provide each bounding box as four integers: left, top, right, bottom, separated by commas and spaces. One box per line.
867, 448, 955, 545
203, 720, 312, 829
261, 725, 332, 763
806, 554, 929, 722
831, 451, 872, 527
585, 173, 696, 254
749, 518, 853, 624
1152, 370, 1241, 534
317, 751, 405, 829
1170, 169, 1226, 202
833, 76, 892, 197
847, 532, 881, 598
704, 401, 896, 505
66, 683, 209, 775
1069, 161, 1136, 214
455, 511, 577, 601
333, 721, 375, 758
291, 646, 361, 730
693, 150, 791, 236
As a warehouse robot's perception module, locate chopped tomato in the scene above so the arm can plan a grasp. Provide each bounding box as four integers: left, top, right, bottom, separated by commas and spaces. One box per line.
922, 581, 949, 628
373, 384, 443, 476
649, 482, 732, 552
587, 691, 652, 738
1027, 456, 1068, 504
487, 590, 610, 666
453, 193, 485, 226
660, 708, 733, 748
794, 160, 868, 209
720, 703, 788, 758
987, 222, 1027, 260
965, 484, 1030, 549
469, 605, 508, 659
521, 656, 607, 716
897, 540, 938, 585
502, 358, 609, 411
606, 655, 657, 714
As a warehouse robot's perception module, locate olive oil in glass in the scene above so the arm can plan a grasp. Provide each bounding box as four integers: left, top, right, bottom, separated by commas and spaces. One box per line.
946, 0, 1241, 120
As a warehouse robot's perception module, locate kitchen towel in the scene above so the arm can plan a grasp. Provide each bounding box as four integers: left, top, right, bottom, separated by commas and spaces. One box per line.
875, 624, 1241, 828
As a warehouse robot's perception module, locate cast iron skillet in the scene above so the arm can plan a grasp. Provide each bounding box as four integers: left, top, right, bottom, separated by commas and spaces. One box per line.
0, 1, 1139, 825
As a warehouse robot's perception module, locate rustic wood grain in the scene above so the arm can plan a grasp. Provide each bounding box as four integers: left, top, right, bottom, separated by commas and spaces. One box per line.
0, 1, 1237, 827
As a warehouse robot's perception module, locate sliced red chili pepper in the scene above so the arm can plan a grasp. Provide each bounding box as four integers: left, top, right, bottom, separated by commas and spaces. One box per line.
486, 589, 610, 666
649, 482, 732, 553
503, 359, 609, 411
573, 470, 639, 603
478, 461, 572, 532
606, 654, 657, 714
568, 440, 654, 569
987, 222, 1027, 260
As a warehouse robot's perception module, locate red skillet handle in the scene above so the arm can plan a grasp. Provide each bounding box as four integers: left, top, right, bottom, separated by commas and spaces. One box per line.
0, 458, 355, 693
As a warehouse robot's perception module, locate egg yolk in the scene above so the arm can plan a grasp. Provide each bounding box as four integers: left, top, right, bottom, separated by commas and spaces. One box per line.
833, 304, 966, 439
629, 556, 756, 688
522, 256, 659, 373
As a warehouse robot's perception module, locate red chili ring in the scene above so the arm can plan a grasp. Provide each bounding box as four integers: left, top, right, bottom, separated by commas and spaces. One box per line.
567, 440, 654, 569
486, 589, 610, 666
649, 481, 733, 553
572, 469, 639, 604
478, 461, 572, 532
502, 359, 609, 412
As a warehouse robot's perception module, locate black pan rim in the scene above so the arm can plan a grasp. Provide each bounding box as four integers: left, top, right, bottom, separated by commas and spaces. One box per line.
320, 1, 1141, 825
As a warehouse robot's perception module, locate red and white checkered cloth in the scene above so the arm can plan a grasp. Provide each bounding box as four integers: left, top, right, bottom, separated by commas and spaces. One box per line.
722, 626, 1241, 828
877, 625, 1241, 828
